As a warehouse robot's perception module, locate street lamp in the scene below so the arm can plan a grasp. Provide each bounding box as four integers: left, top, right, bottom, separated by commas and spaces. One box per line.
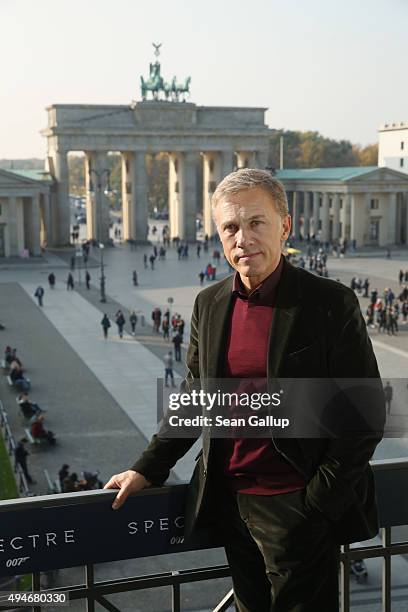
88, 169, 112, 303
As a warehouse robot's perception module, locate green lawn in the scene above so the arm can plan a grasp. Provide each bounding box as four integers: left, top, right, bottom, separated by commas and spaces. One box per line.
0, 436, 19, 500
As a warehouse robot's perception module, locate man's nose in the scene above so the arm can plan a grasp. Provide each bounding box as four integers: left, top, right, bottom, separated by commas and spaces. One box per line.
236, 228, 251, 248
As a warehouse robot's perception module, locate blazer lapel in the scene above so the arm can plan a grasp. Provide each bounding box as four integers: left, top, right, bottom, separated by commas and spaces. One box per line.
267, 260, 301, 378
206, 277, 234, 379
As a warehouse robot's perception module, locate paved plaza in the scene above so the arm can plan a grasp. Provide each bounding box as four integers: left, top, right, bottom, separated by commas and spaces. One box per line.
1, 235, 408, 610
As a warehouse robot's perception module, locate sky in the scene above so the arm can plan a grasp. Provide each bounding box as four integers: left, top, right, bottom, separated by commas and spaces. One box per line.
1, 0, 407, 159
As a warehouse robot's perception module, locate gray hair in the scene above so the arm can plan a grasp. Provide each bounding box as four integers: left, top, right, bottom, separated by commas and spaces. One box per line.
211, 168, 289, 218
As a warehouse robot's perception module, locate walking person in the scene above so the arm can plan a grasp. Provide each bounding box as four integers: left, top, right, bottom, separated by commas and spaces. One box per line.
172, 330, 182, 362
384, 381, 393, 415
67, 273, 74, 290
34, 285, 45, 307
129, 310, 138, 336
198, 271, 205, 286
162, 317, 170, 341
115, 310, 126, 339
132, 270, 138, 286
85, 271, 91, 290
15, 438, 35, 484
143, 254, 148, 269
163, 351, 175, 387
101, 314, 111, 339
48, 273, 56, 289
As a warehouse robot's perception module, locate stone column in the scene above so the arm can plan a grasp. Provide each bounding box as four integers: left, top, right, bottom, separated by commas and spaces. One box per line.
85, 152, 110, 243
388, 192, 397, 244
169, 152, 200, 241
203, 152, 221, 237
332, 193, 341, 241
183, 151, 199, 241
312, 192, 320, 238
236, 151, 256, 169
363, 193, 372, 245
292, 192, 301, 239
341, 193, 350, 241
121, 152, 134, 241
321, 192, 330, 242
30, 192, 41, 256
7, 196, 19, 256
350, 194, 357, 245
303, 192, 311, 238
49, 149, 70, 246
40, 192, 51, 247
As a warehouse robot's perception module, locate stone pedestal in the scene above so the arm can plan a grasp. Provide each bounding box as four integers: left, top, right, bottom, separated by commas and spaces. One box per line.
50, 150, 70, 246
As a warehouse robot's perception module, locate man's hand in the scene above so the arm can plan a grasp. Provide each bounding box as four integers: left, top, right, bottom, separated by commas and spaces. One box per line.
103, 470, 151, 510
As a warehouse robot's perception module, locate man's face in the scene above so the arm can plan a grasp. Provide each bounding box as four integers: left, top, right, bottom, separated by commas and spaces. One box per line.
214, 187, 291, 291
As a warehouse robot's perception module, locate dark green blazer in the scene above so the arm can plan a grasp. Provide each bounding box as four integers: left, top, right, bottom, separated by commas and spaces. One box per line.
133, 258, 386, 545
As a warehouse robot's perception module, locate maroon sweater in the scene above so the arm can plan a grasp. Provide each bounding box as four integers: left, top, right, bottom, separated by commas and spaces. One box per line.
222, 257, 306, 495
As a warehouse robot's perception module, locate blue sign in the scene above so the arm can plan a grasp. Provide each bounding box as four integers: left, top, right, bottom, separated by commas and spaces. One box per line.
0, 486, 218, 577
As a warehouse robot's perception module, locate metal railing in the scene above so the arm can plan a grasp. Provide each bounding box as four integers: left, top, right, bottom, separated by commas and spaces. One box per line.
0, 400, 30, 496
0, 457, 407, 611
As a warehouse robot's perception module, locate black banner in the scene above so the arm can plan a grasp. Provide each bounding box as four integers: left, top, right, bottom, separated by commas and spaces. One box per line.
0, 486, 216, 578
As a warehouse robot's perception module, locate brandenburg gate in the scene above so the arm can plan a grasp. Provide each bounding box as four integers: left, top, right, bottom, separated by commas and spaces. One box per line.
41, 46, 269, 246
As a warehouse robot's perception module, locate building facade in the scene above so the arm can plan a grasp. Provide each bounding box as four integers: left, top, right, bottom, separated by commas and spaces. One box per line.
0, 169, 52, 258
378, 122, 408, 174
276, 166, 408, 247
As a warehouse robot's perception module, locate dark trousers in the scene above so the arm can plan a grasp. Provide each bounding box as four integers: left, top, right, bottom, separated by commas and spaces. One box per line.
219, 488, 339, 612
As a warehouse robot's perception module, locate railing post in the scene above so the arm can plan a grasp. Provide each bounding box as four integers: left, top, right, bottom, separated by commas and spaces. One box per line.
86, 564, 96, 612
171, 570, 180, 612
382, 527, 392, 612
32, 572, 41, 612
340, 545, 350, 612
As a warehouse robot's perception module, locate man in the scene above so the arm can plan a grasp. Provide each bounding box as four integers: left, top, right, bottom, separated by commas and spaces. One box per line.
163, 350, 175, 387
34, 285, 44, 307
105, 169, 385, 611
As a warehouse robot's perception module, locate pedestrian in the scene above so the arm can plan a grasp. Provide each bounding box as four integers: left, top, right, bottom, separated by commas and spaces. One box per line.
15, 438, 35, 484
384, 381, 393, 414
48, 273, 56, 289
105, 168, 385, 612
363, 278, 370, 298
163, 350, 175, 387
67, 273, 74, 290
132, 270, 138, 286
162, 317, 170, 340
172, 330, 182, 361
149, 254, 155, 270
101, 314, 111, 339
34, 286, 44, 307
399, 270, 404, 285
70, 255, 76, 270
152, 307, 162, 332
143, 254, 148, 269
196, 243, 201, 258
115, 310, 126, 339
129, 310, 138, 335
59, 464, 70, 490
199, 271, 205, 286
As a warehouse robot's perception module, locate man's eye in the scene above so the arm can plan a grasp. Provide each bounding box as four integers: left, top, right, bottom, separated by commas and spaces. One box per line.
251, 220, 261, 227
225, 225, 237, 232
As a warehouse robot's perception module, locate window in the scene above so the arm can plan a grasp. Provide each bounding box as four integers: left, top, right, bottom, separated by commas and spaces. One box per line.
400, 158, 404, 168
370, 199, 379, 210
401, 142, 404, 150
